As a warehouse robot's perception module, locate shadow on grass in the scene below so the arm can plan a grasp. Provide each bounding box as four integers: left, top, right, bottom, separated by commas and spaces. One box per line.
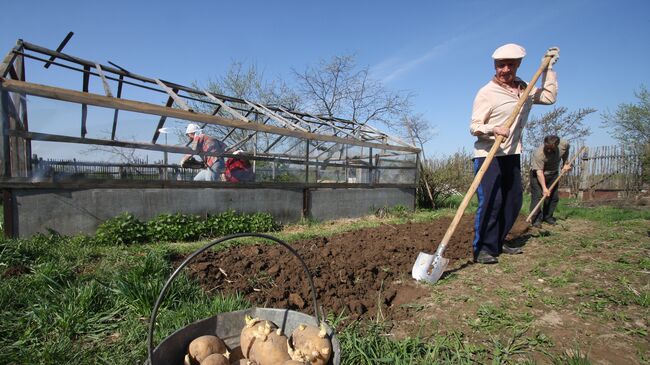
506, 233, 535, 248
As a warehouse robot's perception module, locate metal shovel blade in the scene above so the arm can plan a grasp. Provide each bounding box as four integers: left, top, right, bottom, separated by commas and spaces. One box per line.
411, 252, 449, 283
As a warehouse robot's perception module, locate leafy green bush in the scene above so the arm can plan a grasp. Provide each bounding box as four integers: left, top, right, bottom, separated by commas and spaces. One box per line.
204, 210, 278, 237
375, 204, 411, 218
95, 212, 147, 245
418, 151, 474, 209
243, 212, 280, 232
93, 211, 279, 244
146, 213, 206, 243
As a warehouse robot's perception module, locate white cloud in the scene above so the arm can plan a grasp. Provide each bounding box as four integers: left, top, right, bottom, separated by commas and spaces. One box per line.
371, 34, 468, 83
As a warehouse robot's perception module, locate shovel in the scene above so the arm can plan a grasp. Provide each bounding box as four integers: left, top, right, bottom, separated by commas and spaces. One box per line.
526, 146, 586, 223
412, 53, 553, 283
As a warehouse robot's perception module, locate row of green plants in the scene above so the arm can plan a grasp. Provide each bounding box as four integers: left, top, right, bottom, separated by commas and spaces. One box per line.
95, 211, 279, 245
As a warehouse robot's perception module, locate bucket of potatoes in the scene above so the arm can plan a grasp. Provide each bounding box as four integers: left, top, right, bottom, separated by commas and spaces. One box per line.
146, 233, 340, 365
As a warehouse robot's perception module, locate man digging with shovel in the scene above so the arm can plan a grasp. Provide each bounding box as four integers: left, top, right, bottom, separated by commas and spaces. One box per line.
470, 43, 559, 264
412, 45, 559, 282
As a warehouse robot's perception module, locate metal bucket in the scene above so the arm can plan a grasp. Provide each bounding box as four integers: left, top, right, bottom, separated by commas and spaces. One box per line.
147, 233, 341, 365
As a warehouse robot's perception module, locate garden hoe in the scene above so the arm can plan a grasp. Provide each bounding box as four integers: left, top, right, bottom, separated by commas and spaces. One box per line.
526, 146, 586, 223
412, 53, 553, 283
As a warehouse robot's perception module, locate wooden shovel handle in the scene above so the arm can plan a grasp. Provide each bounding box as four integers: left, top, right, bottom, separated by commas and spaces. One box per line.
526, 146, 586, 222
434, 55, 553, 256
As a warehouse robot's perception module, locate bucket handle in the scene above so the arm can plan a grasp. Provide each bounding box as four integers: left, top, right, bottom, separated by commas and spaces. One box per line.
147, 233, 321, 364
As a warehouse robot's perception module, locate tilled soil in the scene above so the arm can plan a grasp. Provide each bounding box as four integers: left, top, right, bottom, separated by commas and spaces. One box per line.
183, 215, 529, 322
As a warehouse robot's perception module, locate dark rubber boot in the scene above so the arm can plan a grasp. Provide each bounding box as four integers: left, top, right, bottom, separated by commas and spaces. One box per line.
475, 250, 498, 264
502, 245, 523, 255
543, 217, 557, 225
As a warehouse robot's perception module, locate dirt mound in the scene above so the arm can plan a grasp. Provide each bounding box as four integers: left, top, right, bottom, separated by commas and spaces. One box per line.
183, 215, 529, 322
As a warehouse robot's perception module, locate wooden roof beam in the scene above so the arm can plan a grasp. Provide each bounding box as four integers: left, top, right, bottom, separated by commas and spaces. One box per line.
0, 78, 419, 153
43, 32, 73, 69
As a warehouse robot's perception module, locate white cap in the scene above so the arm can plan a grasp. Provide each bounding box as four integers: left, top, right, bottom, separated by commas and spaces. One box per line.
185, 123, 201, 134
492, 43, 526, 60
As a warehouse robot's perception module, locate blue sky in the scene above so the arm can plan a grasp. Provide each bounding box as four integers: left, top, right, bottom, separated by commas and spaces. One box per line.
1, 0, 649, 160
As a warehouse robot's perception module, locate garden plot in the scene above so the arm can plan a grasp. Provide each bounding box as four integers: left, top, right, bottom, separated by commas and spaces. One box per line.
182, 215, 530, 322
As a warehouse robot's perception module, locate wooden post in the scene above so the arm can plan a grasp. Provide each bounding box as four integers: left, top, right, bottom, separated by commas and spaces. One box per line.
18, 52, 31, 176
344, 145, 349, 183
415, 153, 420, 208
578, 146, 590, 200
368, 147, 374, 186
272, 158, 276, 181
302, 187, 311, 219
110, 74, 124, 140
253, 129, 257, 174
374, 153, 381, 184
5, 53, 27, 177
95, 63, 113, 97
0, 90, 11, 177
81, 65, 90, 138
155, 79, 192, 112
43, 32, 74, 68
304, 139, 309, 183
152, 91, 178, 144
1, 89, 26, 177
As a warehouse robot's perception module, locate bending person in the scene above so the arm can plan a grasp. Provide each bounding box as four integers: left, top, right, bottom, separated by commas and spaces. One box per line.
224, 150, 255, 183
180, 123, 227, 181
529, 135, 571, 228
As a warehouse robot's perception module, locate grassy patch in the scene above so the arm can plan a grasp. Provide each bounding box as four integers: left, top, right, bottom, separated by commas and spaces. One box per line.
468, 304, 534, 332
337, 322, 539, 364
0, 235, 250, 364
556, 199, 650, 222
0, 204, 648, 364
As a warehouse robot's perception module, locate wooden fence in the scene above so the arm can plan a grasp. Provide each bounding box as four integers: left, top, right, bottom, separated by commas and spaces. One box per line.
425, 144, 646, 201
32, 157, 201, 181
522, 145, 645, 198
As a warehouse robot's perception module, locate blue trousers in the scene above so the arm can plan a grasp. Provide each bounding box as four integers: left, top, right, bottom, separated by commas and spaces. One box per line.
473, 154, 522, 256
193, 163, 222, 182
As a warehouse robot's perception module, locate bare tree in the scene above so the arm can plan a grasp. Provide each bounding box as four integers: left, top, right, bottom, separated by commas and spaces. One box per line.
293, 54, 412, 130
180, 61, 302, 153
524, 106, 595, 151
88, 144, 142, 164
398, 113, 436, 159
202, 61, 301, 108
602, 85, 650, 148
83, 134, 150, 178
397, 113, 436, 204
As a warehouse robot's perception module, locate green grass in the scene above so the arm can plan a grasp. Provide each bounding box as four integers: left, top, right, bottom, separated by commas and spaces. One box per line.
555, 199, 650, 222
2, 200, 646, 364
340, 324, 477, 364
468, 304, 534, 333
0, 235, 250, 364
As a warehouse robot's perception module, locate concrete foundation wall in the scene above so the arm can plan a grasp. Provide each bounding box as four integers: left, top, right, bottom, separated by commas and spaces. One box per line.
12, 188, 303, 237
10, 187, 415, 238
309, 188, 415, 221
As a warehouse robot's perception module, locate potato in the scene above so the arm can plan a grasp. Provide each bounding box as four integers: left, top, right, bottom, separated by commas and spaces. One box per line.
240, 316, 278, 358
288, 323, 332, 365
234, 360, 257, 365
248, 328, 290, 365
201, 353, 229, 365
188, 335, 227, 365
283, 361, 308, 365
